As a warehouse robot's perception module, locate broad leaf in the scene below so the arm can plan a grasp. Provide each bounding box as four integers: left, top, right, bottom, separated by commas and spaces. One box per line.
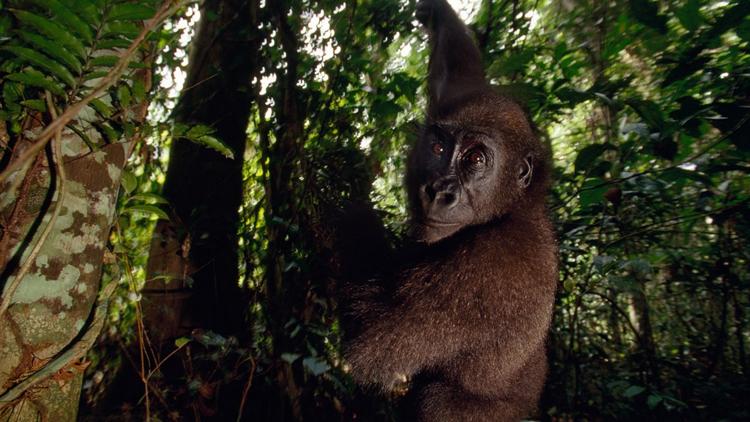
675, 0, 703, 32
120, 170, 137, 194
124, 204, 169, 220
579, 178, 609, 208
195, 135, 235, 159
574, 143, 615, 174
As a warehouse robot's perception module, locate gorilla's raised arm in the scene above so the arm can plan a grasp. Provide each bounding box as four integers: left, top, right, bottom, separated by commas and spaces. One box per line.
417, 0, 486, 117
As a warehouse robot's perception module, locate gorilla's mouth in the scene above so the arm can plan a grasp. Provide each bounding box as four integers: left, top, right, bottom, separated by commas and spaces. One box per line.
423, 218, 460, 228
413, 219, 462, 243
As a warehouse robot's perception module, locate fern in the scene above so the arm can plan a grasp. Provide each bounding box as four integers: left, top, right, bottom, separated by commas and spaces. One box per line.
0, 0, 160, 144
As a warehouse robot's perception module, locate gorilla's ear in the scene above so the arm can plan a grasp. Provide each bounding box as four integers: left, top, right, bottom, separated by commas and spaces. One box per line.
519, 155, 534, 188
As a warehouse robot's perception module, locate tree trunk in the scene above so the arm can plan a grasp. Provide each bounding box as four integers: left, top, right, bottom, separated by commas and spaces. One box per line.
143, 0, 260, 341
260, 2, 305, 419
0, 62, 154, 422
628, 281, 658, 379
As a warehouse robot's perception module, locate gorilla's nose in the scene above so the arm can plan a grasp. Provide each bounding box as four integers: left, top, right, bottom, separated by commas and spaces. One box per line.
422, 176, 459, 209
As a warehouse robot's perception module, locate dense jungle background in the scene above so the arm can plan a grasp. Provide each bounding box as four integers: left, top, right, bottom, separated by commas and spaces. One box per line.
0, 0, 748, 420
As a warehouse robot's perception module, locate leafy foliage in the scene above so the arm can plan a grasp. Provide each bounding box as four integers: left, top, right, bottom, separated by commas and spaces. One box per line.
27, 0, 743, 420
0, 0, 163, 143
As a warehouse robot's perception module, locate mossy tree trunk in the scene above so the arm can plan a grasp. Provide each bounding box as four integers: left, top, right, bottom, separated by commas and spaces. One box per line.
0, 67, 155, 422
0, 0, 171, 418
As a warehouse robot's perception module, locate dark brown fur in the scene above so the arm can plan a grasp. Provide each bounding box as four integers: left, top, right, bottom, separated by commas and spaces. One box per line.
335, 1, 557, 420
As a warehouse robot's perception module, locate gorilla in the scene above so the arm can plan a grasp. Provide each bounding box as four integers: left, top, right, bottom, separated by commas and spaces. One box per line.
332, 1, 558, 420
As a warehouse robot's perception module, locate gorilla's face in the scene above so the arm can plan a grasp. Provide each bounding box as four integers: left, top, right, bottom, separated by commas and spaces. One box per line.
406, 100, 536, 244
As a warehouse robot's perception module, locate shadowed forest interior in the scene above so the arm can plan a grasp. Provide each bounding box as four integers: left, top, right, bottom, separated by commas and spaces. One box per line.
0, 0, 748, 420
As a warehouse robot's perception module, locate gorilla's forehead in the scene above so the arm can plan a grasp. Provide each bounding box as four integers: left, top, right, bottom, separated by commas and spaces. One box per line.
439, 92, 533, 141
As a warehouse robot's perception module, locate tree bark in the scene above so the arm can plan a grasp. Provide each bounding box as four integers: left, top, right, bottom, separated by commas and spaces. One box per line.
0, 67, 153, 422
143, 0, 260, 340
259, 2, 305, 419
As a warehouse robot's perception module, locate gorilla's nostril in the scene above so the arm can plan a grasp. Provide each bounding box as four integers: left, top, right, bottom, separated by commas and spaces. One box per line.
436, 191, 457, 207
423, 184, 437, 201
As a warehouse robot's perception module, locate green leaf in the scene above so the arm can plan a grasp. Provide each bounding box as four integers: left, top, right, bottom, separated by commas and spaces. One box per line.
93, 121, 120, 142
2, 46, 76, 87
90, 55, 119, 68
659, 168, 711, 185
192, 330, 227, 347
182, 133, 235, 159
28, 0, 93, 42
3, 81, 22, 115
20, 99, 46, 112
83, 71, 109, 81
372, 98, 402, 119
18, 30, 82, 74
675, 0, 702, 32
109, 4, 156, 21
70, 1, 99, 27
131, 78, 146, 102
563, 279, 575, 292
497, 48, 535, 76
0, 15, 11, 38
174, 337, 190, 348
623, 385, 645, 398
117, 84, 131, 108
280, 353, 301, 364
626, 99, 665, 130
737, 18, 750, 42
12, 9, 86, 58
103, 21, 140, 38
647, 394, 663, 409
574, 143, 615, 174
553, 42, 568, 60
150, 275, 177, 284
128, 193, 168, 204
555, 87, 592, 105
628, 0, 667, 33
124, 204, 168, 220
185, 124, 213, 138
6, 69, 65, 95
120, 170, 137, 194
97, 38, 132, 50
302, 356, 330, 376
89, 98, 113, 118
579, 178, 609, 208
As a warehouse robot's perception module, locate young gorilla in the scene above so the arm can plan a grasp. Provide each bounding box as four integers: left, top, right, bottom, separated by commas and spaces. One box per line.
335, 0, 557, 420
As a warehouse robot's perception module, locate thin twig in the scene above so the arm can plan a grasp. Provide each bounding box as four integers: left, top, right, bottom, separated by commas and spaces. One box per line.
114, 221, 155, 421
236, 356, 256, 422
147, 340, 189, 378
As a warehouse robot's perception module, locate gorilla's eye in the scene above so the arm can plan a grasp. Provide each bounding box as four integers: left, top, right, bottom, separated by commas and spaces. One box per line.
431, 142, 445, 155
463, 148, 486, 168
